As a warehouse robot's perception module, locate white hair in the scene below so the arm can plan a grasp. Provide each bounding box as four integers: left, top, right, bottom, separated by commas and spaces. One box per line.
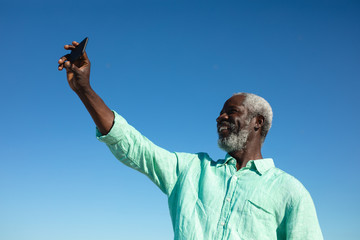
233, 93, 273, 143
218, 123, 250, 153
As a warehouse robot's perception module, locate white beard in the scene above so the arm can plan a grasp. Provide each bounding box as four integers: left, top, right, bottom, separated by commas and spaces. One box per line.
218, 123, 250, 153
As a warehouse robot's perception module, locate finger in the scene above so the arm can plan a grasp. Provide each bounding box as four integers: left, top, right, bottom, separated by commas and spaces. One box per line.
64, 61, 80, 73
58, 54, 70, 64
58, 64, 64, 71
64, 41, 79, 50
70, 63, 80, 72
64, 61, 71, 69
64, 44, 76, 50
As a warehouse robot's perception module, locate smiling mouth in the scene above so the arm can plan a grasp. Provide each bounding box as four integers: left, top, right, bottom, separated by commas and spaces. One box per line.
217, 122, 232, 133
218, 126, 229, 132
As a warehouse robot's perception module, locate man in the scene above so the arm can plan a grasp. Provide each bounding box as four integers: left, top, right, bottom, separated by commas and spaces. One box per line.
58, 41, 323, 239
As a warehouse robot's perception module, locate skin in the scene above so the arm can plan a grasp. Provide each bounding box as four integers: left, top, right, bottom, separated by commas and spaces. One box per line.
217, 95, 265, 170
58, 41, 114, 135
58, 41, 264, 169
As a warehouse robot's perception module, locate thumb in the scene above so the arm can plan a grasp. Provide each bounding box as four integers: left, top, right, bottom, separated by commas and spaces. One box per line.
64, 61, 79, 72
70, 63, 80, 73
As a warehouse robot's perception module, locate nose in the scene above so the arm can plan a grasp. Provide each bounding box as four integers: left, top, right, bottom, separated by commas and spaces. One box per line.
216, 112, 228, 123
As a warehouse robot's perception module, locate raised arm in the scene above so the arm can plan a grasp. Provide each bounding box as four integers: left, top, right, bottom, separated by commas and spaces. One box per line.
58, 41, 114, 135
58, 41, 197, 195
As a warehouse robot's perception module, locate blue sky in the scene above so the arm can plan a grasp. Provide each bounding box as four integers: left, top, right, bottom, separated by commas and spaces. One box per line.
1, 0, 359, 239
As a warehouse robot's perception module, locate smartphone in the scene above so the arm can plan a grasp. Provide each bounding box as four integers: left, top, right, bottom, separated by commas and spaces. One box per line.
68, 37, 88, 62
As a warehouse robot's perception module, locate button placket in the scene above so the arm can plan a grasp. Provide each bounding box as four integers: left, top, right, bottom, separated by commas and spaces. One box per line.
216, 168, 242, 239
219, 175, 239, 229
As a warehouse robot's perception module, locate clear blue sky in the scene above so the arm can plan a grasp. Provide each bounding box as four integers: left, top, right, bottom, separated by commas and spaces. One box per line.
1, 0, 359, 239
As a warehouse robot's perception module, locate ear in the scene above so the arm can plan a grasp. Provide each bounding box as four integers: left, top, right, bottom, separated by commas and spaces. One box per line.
254, 115, 265, 131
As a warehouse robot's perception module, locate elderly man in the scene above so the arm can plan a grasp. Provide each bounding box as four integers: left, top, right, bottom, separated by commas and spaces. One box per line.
58, 41, 323, 239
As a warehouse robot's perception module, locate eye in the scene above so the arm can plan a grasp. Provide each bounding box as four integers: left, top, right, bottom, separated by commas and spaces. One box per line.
229, 109, 239, 114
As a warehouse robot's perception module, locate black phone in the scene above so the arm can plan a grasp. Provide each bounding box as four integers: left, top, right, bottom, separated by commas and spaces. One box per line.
68, 37, 88, 63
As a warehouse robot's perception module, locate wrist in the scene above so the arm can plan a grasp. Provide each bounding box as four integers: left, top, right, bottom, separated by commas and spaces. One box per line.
74, 85, 93, 96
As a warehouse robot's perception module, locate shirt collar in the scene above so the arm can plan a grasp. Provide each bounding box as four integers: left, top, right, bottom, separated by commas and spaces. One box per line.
217, 155, 275, 175
252, 158, 275, 175
217, 153, 235, 166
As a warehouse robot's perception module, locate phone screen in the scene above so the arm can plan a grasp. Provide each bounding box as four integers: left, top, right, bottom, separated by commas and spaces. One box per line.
68, 37, 88, 62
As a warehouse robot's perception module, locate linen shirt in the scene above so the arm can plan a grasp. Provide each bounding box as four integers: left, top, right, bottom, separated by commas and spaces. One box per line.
97, 112, 323, 240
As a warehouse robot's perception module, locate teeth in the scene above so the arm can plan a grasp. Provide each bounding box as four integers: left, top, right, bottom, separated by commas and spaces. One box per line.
218, 126, 228, 131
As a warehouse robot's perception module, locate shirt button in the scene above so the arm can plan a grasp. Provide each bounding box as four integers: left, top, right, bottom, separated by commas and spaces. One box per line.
220, 222, 225, 226
226, 197, 231, 202
233, 176, 238, 181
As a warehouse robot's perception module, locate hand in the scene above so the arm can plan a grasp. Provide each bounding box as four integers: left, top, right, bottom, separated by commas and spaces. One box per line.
58, 41, 91, 93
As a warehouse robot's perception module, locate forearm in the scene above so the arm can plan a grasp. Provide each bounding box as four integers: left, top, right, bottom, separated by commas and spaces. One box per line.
75, 86, 114, 135
58, 41, 114, 134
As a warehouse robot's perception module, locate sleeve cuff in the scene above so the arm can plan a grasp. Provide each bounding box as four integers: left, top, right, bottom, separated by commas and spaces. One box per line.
96, 111, 128, 145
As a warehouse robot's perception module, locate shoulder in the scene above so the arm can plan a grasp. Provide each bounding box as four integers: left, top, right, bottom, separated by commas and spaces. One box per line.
174, 152, 221, 171
175, 152, 217, 161
266, 168, 312, 205
273, 168, 306, 190
175, 152, 217, 164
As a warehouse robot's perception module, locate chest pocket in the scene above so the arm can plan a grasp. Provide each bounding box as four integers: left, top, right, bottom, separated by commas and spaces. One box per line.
246, 195, 274, 219
240, 191, 278, 239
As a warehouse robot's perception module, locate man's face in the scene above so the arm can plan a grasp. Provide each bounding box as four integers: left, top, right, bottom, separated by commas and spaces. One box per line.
216, 95, 252, 153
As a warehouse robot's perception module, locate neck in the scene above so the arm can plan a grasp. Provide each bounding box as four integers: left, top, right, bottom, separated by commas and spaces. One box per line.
229, 140, 263, 171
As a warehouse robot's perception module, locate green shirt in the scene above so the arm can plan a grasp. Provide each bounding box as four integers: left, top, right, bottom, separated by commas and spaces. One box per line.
97, 112, 323, 240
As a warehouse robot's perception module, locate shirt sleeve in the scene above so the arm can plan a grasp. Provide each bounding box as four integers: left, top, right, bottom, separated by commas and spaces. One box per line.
96, 111, 194, 196
285, 189, 323, 240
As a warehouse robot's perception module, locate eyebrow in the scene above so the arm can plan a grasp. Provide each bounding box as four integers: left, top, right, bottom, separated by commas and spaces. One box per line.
227, 105, 244, 111
219, 105, 244, 115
